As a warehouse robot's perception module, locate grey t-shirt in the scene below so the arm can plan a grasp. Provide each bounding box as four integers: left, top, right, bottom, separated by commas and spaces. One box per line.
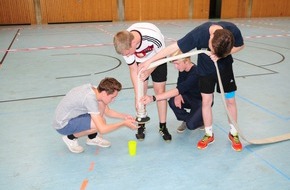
52, 84, 99, 130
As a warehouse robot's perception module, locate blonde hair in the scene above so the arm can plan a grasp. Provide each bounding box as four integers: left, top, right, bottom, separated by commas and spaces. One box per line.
113, 31, 134, 54
170, 50, 190, 62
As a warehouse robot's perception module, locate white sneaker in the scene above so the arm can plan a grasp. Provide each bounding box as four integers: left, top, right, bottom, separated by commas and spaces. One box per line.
86, 136, 111, 148
62, 136, 84, 153
176, 122, 187, 133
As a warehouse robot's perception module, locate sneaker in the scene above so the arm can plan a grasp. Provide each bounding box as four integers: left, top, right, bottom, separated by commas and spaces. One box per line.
176, 122, 186, 133
86, 136, 111, 148
159, 126, 172, 141
228, 133, 243, 151
136, 125, 146, 140
62, 136, 84, 153
197, 134, 215, 149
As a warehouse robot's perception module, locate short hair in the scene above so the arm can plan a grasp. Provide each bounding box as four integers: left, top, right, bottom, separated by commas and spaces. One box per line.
97, 77, 122, 95
170, 49, 190, 62
113, 31, 134, 54
211, 29, 234, 58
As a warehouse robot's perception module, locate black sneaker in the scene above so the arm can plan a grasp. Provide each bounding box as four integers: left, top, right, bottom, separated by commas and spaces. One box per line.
136, 125, 145, 140
159, 126, 172, 141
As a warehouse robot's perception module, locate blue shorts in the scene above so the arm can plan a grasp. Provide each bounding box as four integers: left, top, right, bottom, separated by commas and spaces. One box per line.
225, 91, 235, 99
56, 113, 91, 135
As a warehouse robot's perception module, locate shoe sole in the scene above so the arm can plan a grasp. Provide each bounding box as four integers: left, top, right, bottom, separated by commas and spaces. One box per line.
228, 136, 242, 152
176, 129, 186, 133
62, 137, 84, 153
136, 116, 150, 124
159, 131, 172, 142
135, 135, 145, 141
197, 139, 215, 150
86, 142, 111, 148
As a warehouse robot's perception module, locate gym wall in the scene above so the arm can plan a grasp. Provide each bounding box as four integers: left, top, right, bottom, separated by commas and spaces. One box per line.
0, 0, 289, 25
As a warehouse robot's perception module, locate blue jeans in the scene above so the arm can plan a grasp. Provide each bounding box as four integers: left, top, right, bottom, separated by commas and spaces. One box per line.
168, 95, 203, 130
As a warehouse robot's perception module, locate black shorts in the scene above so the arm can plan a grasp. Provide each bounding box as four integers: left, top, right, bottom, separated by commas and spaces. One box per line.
138, 62, 167, 82
199, 66, 237, 94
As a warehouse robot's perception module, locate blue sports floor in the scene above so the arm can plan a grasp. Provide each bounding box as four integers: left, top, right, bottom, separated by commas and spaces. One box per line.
0, 18, 290, 190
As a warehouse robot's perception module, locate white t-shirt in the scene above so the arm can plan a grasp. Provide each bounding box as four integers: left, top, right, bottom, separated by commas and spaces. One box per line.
123, 23, 165, 64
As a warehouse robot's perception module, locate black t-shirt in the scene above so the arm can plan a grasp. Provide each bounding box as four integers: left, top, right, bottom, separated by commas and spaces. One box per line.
177, 21, 244, 76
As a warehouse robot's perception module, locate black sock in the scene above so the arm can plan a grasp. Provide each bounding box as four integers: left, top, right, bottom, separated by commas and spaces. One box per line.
160, 122, 166, 128
67, 134, 77, 140
88, 133, 98, 139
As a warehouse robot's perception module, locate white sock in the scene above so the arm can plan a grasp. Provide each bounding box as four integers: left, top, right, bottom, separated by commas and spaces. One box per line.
229, 124, 238, 136
205, 126, 213, 136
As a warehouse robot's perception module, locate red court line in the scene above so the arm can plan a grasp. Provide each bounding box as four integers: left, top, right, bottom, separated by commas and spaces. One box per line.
88, 162, 95, 171
0, 34, 289, 54
0, 43, 113, 53
80, 179, 89, 190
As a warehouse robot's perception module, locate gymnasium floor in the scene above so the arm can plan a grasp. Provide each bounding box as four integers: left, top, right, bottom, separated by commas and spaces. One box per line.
0, 17, 290, 190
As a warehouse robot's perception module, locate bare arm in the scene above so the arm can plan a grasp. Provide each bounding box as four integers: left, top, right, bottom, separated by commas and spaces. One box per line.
141, 42, 180, 71
141, 88, 180, 105
91, 113, 137, 134
231, 44, 245, 54
104, 105, 134, 120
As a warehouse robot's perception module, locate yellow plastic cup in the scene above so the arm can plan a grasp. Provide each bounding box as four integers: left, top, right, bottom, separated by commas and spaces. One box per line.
128, 140, 137, 156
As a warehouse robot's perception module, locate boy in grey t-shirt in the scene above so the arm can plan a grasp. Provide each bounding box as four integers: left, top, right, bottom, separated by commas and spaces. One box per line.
53, 77, 138, 153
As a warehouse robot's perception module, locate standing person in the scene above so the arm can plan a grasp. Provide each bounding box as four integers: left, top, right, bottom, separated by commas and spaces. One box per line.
140, 21, 245, 151
141, 50, 206, 133
53, 77, 138, 153
113, 22, 171, 142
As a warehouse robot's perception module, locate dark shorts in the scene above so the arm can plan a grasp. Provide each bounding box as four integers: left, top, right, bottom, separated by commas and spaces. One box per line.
56, 113, 91, 135
199, 67, 237, 94
138, 62, 167, 82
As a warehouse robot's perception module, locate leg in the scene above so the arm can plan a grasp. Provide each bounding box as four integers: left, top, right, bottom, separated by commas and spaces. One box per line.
153, 81, 167, 123
225, 93, 242, 152
218, 65, 242, 151
153, 81, 171, 141
183, 95, 203, 130
196, 72, 216, 149
85, 117, 111, 148
168, 96, 189, 133
151, 63, 171, 141
201, 93, 214, 130
57, 114, 93, 153
168, 97, 190, 121
226, 97, 237, 126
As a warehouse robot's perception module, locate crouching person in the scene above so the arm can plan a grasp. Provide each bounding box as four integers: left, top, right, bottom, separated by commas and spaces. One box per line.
53, 77, 138, 153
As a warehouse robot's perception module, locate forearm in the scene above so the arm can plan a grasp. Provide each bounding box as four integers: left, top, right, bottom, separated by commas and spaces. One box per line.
105, 108, 126, 119
100, 121, 126, 134
231, 45, 245, 54
91, 113, 125, 134
155, 88, 179, 101
145, 43, 179, 66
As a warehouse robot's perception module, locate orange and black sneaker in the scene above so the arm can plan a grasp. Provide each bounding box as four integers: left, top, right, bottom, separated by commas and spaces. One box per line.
228, 133, 243, 152
197, 134, 214, 149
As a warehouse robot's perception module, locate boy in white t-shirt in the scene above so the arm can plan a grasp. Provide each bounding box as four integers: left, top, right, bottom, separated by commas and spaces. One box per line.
113, 23, 171, 142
